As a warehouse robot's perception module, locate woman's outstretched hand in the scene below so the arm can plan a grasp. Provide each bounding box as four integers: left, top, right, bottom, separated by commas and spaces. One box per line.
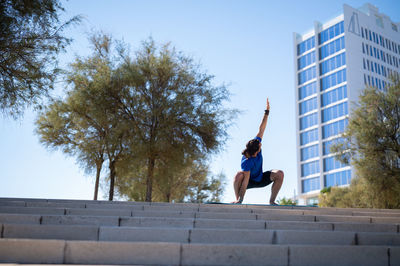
266, 98, 270, 111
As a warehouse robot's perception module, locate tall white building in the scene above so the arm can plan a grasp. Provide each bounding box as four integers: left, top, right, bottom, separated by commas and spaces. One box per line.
293, 3, 400, 205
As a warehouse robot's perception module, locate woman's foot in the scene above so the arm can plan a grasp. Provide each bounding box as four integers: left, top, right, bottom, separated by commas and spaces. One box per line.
269, 202, 278, 206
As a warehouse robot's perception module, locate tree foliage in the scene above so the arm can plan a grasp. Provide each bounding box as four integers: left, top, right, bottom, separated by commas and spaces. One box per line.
36, 33, 235, 202
0, 0, 80, 118
112, 38, 237, 202
327, 76, 400, 208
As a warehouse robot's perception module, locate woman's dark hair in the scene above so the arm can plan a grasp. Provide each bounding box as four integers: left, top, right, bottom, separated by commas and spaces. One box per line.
242, 139, 260, 157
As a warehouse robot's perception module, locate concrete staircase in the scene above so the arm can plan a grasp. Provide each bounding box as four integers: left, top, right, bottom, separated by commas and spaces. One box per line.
0, 197, 399, 265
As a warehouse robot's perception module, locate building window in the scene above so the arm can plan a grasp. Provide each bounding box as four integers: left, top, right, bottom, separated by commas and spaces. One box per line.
301, 144, 319, 161
300, 112, 318, 130
324, 170, 351, 187
298, 51, 316, 70
319, 36, 345, 60
299, 82, 317, 100
300, 128, 319, 146
297, 36, 315, 56
322, 119, 348, 139
319, 21, 344, 45
299, 97, 318, 115
322, 102, 348, 123
321, 85, 347, 107
323, 137, 345, 155
301, 160, 320, 177
320, 69, 346, 91
302, 177, 321, 193
361, 27, 364, 38
320, 52, 346, 75
298, 66, 316, 85
323, 156, 349, 172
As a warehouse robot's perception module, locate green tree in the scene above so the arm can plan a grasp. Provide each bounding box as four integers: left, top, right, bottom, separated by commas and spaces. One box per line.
330, 76, 400, 208
36, 33, 128, 201
36, 99, 106, 200
277, 197, 297, 206
112, 38, 237, 202
0, 0, 80, 117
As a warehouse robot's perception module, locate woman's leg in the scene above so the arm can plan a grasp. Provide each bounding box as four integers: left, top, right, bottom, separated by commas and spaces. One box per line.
269, 170, 284, 204
233, 171, 245, 201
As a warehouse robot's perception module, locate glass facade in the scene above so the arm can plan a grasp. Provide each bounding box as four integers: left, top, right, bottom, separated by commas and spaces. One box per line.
321, 102, 348, 122
300, 112, 318, 130
301, 144, 319, 161
295, 19, 356, 200
320, 69, 346, 91
322, 119, 348, 139
319, 36, 345, 60
301, 160, 320, 177
298, 66, 316, 85
318, 21, 344, 45
299, 82, 317, 100
300, 128, 318, 145
298, 51, 316, 70
325, 170, 351, 187
299, 97, 317, 115
323, 156, 349, 171
297, 36, 315, 55
302, 177, 320, 193
320, 53, 346, 75
321, 85, 347, 106
323, 137, 345, 155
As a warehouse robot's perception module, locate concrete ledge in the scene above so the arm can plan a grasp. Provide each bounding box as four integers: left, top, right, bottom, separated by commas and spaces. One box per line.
198, 207, 252, 213
190, 229, 273, 244
181, 243, 288, 266
352, 211, 400, 218
316, 215, 371, 223
65, 240, 180, 265
257, 214, 315, 222
132, 210, 196, 218
276, 230, 356, 245
66, 208, 131, 217
289, 245, 389, 266
0, 214, 41, 225
252, 209, 305, 215
390, 247, 400, 265
3, 224, 99, 241
99, 227, 189, 242
144, 205, 199, 212
0, 201, 26, 207
41, 215, 119, 226
196, 212, 257, 220
0, 238, 65, 264
334, 222, 398, 233
26, 202, 86, 209
85, 203, 144, 210
0, 206, 65, 215
120, 217, 194, 228
357, 232, 400, 246
266, 221, 333, 231
194, 219, 265, 230
372, 217, 400, 224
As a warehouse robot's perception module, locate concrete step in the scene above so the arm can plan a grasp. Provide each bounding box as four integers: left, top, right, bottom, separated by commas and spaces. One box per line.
0, 238, 398, 266
2, 213, 399, 233
2, 223, 400, 246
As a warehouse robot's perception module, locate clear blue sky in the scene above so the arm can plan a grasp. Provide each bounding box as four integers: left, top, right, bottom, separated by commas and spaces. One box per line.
1, 0, 399, 203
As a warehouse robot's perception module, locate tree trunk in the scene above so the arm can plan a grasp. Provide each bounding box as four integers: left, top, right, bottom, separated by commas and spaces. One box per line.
109, 160, 116, 201
146, 157, 155, 202
93, 162, 102, 200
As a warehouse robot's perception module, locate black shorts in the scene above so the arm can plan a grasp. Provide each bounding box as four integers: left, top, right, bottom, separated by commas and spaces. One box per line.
246, 171, 273, 189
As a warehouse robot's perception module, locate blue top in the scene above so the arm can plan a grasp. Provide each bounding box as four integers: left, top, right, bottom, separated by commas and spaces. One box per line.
241, 136, 263, 182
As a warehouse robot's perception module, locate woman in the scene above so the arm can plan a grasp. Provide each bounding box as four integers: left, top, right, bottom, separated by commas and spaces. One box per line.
232, 98, 284, 204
